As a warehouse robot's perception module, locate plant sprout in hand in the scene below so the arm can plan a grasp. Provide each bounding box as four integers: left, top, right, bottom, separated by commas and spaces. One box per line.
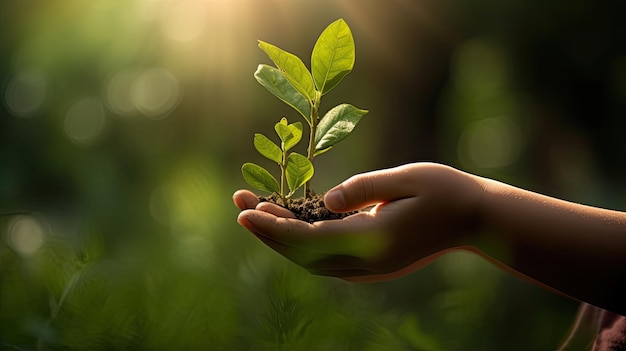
242, 19, 368, 202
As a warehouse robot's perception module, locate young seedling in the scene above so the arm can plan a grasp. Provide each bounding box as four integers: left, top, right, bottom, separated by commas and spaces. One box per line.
242, 18, 368, 210
241, 117, 313, 205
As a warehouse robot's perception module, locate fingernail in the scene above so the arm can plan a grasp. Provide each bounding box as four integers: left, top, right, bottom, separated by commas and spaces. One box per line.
325, 189, 346, 211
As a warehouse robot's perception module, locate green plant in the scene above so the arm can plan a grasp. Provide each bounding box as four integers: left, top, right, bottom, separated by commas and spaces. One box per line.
242, 18, 368, 202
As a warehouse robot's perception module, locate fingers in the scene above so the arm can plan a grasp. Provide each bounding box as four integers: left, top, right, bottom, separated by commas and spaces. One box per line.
236, 207, 408, 281
233, 190, 259, 210
238, 212, 385, 277
256, 202, 296, 218
237, 210, 336, 268
324, 164, 419, 212
248, 226, 330, 268
233, 190, 297, 219
237, 209, 314, 242
237, 210, 384, 257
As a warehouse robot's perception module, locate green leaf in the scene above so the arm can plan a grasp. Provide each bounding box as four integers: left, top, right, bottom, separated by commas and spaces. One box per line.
275, 118, 303, 151
258, 41, 315, 102
274, 123, 292, 148
254, 65, 311, 123
315, 104, 368, 151
254, 133, 282, 163
313, 147, 332, 157
311, 19, 355, 95
285, 153, 314, 196
286, 122, 303, 150
242, 163, 280, 194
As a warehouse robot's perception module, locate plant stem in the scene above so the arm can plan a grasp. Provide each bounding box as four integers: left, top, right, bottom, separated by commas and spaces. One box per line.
280, 147, 287, 204
305, 92, 322, 198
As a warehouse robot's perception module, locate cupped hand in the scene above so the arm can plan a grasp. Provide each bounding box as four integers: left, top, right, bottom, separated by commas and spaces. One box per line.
233, 163, 485, 282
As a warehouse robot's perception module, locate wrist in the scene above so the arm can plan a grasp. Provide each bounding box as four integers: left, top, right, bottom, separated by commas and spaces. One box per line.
416, 164, 490, 251
457, 175, 498, 250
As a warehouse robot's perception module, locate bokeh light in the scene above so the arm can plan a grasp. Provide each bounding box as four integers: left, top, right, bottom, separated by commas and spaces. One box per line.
105, 67, 181, 119
441, 36, 528, 172
458, 116, 523, 169
4, 69, 48, 118
131, 68, 181, 119
64, 97, 106, 145
105, 69, 139, 116
3, 215, 46, 257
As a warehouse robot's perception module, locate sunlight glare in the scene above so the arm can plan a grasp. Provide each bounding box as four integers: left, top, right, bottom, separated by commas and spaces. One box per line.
162, 1, 208, 42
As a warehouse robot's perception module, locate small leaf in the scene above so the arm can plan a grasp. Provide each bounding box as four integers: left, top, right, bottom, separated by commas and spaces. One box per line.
275, 120, 303, 151
254, 133, 282, 163
242, 163, 280, 194
313, 146, 332, 157
254, 65, 311, 123
315, 104, 368, 151
258, 41, 315, 102
286, 122, 303, 150
311, 19, 355, 95
274, 122, 292, 145
285, 153, 314, 196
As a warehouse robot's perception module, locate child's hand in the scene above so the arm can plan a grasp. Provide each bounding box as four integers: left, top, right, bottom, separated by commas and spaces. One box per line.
233, 163, 485, 282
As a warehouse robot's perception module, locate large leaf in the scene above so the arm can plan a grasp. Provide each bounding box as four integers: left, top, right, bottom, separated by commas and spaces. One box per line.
315, 104, 368, 152
254, 65, 311, 123
258, 41, 315, 102
285, 153, 314, 196
254, 133, 282, 164
311, 19, 355, 95
241, 163, 280, 194
274, 118, 303, 151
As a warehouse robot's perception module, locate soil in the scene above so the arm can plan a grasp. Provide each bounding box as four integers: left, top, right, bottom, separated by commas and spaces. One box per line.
259, 192, 358, 223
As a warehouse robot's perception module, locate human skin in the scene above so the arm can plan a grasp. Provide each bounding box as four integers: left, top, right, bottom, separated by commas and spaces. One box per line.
233, 162, 626, 316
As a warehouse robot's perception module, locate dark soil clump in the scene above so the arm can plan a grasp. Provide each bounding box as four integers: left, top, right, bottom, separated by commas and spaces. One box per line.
259, 192, 358, 223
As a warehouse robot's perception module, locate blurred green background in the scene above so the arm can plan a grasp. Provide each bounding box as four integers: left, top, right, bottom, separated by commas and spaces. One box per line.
2, 0, 625, 350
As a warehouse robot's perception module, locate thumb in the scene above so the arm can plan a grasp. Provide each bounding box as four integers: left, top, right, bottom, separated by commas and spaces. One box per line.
324, 165, 417, 212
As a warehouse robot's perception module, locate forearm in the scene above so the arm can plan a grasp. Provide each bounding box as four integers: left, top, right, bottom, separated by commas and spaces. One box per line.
474, 177, 626, 316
